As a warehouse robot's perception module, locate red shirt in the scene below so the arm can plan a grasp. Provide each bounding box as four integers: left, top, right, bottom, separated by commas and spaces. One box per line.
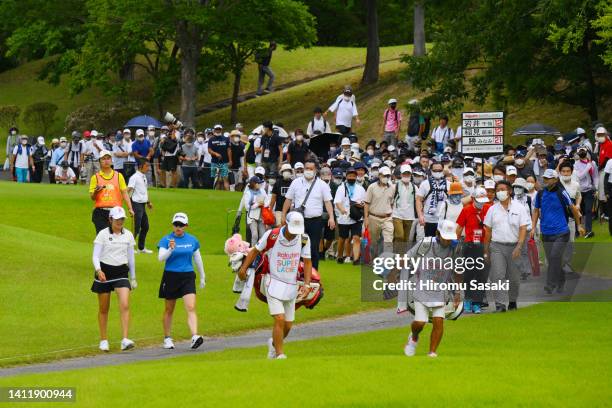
456, 202, 492, 243
599, 139, 612, 168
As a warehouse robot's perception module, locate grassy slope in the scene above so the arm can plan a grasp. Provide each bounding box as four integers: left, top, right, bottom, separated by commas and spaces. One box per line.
0, 182, 384, 366
2, 296, 611, 407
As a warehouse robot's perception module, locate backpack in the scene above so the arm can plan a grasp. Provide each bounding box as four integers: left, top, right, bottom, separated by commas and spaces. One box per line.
384, 108, 399, 126
423, 177, 448, 202
408, 112, 421, 136
310, 118, 328, 134
535, 183, 571, 222
334, 97, 354, 112
32, 145, 47, 162
393, 181, 416, 212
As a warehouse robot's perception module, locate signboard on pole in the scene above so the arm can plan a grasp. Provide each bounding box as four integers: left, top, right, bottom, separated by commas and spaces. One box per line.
461, 111, 504, 155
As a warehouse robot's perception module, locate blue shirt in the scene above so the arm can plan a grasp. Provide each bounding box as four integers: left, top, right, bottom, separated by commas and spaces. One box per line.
158, 232, 200, 272
535, 187, 571, 235
50, 147, 65, 168
131, 139, 151, 158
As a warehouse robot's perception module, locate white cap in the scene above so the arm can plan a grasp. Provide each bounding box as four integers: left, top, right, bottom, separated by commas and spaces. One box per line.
147, 124, 156, 130
384, 160, 396, 168
387, 145, 396, 151
255, 166, 265, 175
280, 163, 292, 172
59, 136, 67, 142
351, 142, 360, 150
408, 99, 418, 105
172, 212, 189, 225
473, 187, 489, 203
388, 98, 397, 104
437, 219, 458, 240
576, 127, 585, 135
136, 129, 144, 136
596, 126, 607, 135
543, 169, 558, 179
123, 128, 131, 134
506, 165, 517, 176
463, 167, 475, 175
513, 177, 527, 189
294, 162, 304, 170
109, 206, 126, 220
99, 150, 112, 158
379, 166, 391, 176
484, 179, 496, 189
235, 123, 243, 129
90, 130, 99, 137
473, 157, 483, 164
286, 211, 305, 234
214, 124, 223, 130
371, 161, 381, 168
341, 137, 351, 146
400, 164, 412, 173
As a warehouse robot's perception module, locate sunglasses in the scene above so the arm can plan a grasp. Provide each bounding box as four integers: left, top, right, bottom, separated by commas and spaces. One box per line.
173, 222, 186, 228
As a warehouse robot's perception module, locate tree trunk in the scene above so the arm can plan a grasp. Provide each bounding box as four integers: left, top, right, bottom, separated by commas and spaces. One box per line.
361, 0, 379, 85
582, 35, 599, 122
413, 0, 426, 57
230, 69, 242, 125
176, 20, 202, 128
119, 60, 135, 81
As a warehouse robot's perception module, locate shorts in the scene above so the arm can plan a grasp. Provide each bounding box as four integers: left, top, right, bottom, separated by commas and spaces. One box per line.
211, 162, 229, 179
267, 295, 296, 322
91, 263, 131, 293
338, 222, 362, 239
414, 301, 445, 322
158, 271, 196, 299
161, 156, 178, 172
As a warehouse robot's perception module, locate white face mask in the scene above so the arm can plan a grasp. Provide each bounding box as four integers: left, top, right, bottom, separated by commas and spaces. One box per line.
296, 172, 304, 178
59, 141, 66, 147
148, 131, 155, 137
379, 175, 389, 184
463, 175, 475, 184
197, 137, 204, 143
401, 176, 411, 183
11, 130, 17, 135
513, 187, 524, 196
526, 182, 535, 190
296, 135, 303, 142
367, 149, 374, 156
233, 137, 240, 143
493, 175, 504, 182
333, 177, 343, 184
561, 175, 572, 182
21, 139, 28, 145
282, 172, 292, 180
515, 158, 524, 166
371, 170, 379, 178
137, 136, 145, 141
304, 170, 315, 180
496, 190, 509, 201
597, 136, 606, 143
413, 176, 424, 185
431, 171, 444, 179
37, 138, 45, 145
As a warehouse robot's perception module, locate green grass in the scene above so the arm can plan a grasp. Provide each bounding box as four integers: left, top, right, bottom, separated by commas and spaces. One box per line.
0, 182, 384, 366
2, 295, 611, 407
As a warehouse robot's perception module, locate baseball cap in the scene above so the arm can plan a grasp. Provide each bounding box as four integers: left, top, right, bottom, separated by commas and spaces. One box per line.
90, 130, 99, 137
513, 178, 527, 189
99, 150, 112, 159
109, 206, 126, 220
59, 136, 67, 142
345, 166, 357, 174
280, 163, 292, 172
473, 187, 489, 203
286, 211, 305, 234
136, 129, 144, 136
83, 130, 91, 138
387, 145, 396, 152
543, 169, 558, 179
437, 219, 458, 240
379, 166, 391, 176
123, 128, 131, 134
388, 98, 397, 105
371, 161, 381, 169
147, 124, 156, 130
255, 166, 266, 175
60, 160, 69, 168
214, 124, 223, 130
294, 162, 304, 170
484, 179, 496, 189
354, 162, 367, 171
249, 176, 263, 184
463, 167, 475, 175
343, 85, 353, 94
332, 168, 343, 177
576, 127, 585, 135
172, 212, 189, 225
506, 165, 518, 176
408, 99, 419, 105
596, 126, 607, 135
400, 164, 412, 173
341, 137, 351, 146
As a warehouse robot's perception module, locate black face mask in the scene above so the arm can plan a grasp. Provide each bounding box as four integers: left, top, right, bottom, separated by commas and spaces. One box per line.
578, 152, 587, 158
347, 179, 356, 185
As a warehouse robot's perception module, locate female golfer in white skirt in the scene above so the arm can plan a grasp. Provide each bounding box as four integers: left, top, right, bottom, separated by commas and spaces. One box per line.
158, 212, 206, 350
91, 206, 137, 352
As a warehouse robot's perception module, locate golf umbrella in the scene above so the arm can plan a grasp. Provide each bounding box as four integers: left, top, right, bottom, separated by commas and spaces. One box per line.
512, 123, 561, 137
308, 132, 342, 159
124, 115, 163, 129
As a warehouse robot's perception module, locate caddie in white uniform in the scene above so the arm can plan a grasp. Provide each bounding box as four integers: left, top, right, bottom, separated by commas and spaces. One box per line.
238, 211, 312, 359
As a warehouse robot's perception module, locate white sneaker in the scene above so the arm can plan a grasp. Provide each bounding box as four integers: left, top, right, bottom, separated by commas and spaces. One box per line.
344, 256, 352, 264
396, 306, 408, 314
163, 337, 175, 349
139, 248, 153, 254
99, 340, 109, 352
276, 354, 287, 359
120, 338, 135, 351
267, 338, 277, 359
428, 352, 438, 358
191, 335, 204, 349
404, 334, 418, 357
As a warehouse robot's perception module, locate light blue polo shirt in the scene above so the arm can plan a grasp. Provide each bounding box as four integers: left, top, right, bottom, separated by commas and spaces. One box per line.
158, 232, 200, 272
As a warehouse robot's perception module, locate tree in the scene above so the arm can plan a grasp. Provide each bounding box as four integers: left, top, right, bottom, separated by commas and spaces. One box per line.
362, 0, 379, 84
592, 0, 612, 68
213, 0, 316, 124
23, 102, 58, 135
402, 0, 612, 122
0, 105, 21, 130
413, 0, 426, 56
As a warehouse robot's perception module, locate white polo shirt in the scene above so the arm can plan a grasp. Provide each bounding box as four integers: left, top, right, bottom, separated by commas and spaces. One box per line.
128, 170, 149, 203
286, 177, 333, 219
334, 182, 366, 225
328, 95, 358, 128
94, 228, 135, 266
392, 181, 416, 220
483, 199, 530, 243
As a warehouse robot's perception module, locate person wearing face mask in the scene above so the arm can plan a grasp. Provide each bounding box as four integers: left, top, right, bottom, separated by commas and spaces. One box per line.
228, 130, 245, 191
178, 133, 200, 189
335, 137, 353, 161
5, 127, 19, 177
573, 146, 598, 238
369, 161, 381, 183
293, 162, 305, 178
437, 181, 464, 225
112, 133, 129, 179
416, 161, 448, 237
287, 129, 310, 166
364, 166, 396, 257
208, 124, 233, 191
450, 157, 464, 181
306, 107, 331, 137
334, 167, 366, 265
483, 180, 530, 312
10, 135, 35, 183
270, 163, 294, 226
324, 85, 360, 135
505, 165, 518, 185
492, 164, 506, 183
461, 167, 476, 197
48, 136, 68, 184
558, 162, 582, 268
456, 187, 492, 314
131, 128, 153, 180
382, 98, 402, 147
531, 170, 584, 294
513, 150, 534, 179
237, 176, 269, 246
511, 178, 534, 281
362, 143, 377, 167
282, 159, 336, 270
354, 162, 370, 189
533, 147, 551, 187
121, 129, 136, 181
31, 136, 48, 183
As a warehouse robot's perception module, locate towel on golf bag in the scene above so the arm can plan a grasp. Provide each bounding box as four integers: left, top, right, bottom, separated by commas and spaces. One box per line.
224, 234, 257, 311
